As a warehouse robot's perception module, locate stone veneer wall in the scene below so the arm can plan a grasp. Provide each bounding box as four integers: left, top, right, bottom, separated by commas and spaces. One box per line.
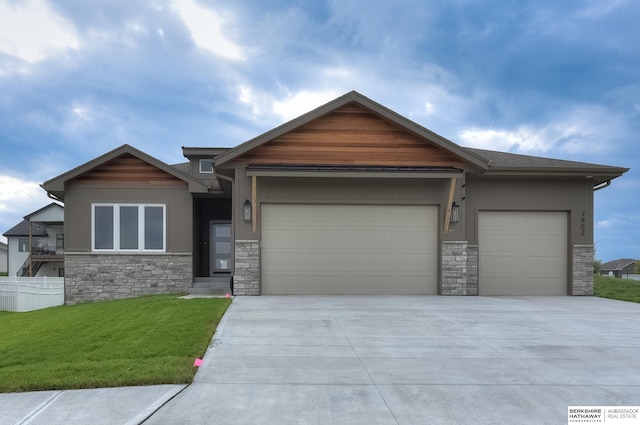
467, 244, 478, 295
234, 240, 260, 295
441, 241, 477, 295
572, 244, 594, 295
64, 253, 192, 304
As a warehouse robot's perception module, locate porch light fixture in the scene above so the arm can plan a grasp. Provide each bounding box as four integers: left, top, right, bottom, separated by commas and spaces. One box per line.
243, 199, 252, 222
450, 202, 460, 223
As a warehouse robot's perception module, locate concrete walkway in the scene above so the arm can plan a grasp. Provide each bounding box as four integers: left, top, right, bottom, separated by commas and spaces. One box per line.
145, 296, 640, 425
0, 385, 185, 425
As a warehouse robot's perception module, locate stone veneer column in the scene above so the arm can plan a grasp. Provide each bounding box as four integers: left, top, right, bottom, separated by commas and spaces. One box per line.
572, 245, 594, 295
466, 244, 479, 295
64, 253, 192, 305
234, 240, 260, 295
441, 241, 476, 295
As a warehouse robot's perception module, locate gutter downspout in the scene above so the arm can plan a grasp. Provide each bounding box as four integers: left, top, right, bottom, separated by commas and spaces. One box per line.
46, 191, 64, 204
593, 180, 611, 191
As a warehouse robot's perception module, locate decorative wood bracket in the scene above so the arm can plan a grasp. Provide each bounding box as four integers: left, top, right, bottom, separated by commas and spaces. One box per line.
443, 177, 456, 233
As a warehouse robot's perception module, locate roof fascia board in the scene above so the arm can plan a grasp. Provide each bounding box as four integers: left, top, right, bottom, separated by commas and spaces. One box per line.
215, 91, 490, 171
482, 169, 627, 178
42, 144, 209, 194
182, 147, 231, 158
247, 169, 463, 179
478, 169, 627, 186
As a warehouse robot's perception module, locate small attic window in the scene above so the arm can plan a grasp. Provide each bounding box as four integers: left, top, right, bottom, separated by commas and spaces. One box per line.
199, 159, 214, 174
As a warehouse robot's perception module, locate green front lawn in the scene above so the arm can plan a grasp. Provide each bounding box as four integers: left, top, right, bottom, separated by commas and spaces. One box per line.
0, 295, 231, 392
594, 274, 640, 303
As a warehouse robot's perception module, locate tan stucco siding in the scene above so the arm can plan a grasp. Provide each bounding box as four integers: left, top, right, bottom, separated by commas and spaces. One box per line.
464, 177, 593, 246
64, 181, 193, 253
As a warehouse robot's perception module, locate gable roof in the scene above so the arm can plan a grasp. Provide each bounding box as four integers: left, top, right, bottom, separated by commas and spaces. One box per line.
3, 220, 49, 238
468, 148, 629, 186
42, 144, 209, 200
601, 258, 637, 271
23, 202, 63, 223
215, 91, 491, 170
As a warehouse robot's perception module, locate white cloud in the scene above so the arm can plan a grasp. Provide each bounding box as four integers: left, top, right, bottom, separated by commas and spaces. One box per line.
424, 102, 434, 115
0, 175, 42, 207
459, 104, 622, 155
459, 128, 525, 152
171, 0, 245, 61
0, 0, 79, 63
578, 0, 629, 19
272, 90, 341, 121
0, 174, 54, 242
237, 84, 263, 116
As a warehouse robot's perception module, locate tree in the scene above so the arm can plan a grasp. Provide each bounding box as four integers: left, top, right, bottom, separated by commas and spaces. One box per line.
593, 247, 602, 275
593, 258, 603, 275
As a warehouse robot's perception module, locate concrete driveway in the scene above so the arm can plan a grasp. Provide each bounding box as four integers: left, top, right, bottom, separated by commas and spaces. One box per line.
146, 295, 640, 425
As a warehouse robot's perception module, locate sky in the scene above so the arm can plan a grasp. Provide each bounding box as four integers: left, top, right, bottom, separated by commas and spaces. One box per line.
0, 0, 638, 262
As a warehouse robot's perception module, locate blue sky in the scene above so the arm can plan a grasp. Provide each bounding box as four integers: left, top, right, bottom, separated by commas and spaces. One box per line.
0, 0, 638, 261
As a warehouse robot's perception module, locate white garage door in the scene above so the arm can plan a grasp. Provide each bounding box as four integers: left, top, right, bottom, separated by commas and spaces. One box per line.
478, 211, 568, 296
261, 204, 438, 295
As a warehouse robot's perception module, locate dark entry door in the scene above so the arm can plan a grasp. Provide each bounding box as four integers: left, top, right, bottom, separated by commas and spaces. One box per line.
210, 222, 231, 274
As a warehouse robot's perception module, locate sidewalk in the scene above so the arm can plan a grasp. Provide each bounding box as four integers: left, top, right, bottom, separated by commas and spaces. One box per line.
0, 384, 185, 425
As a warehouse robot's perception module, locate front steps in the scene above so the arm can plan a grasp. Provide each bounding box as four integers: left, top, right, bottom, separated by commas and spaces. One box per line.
191, 276, 233, 295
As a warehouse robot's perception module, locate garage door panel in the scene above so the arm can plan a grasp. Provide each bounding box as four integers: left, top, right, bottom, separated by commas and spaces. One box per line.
394, 230, 432, 249
265, 229, 308, 248
352, 252, 394, 271
308, 229, 350, 248
262, 204, 437, 295
262, 251, 307, 272
308, 206, 350, 223
308, 252, 348, 270
479, 211, 567, 296
352, 229, 392, 246
396, 253, 434, 270
359, 208, 392, 223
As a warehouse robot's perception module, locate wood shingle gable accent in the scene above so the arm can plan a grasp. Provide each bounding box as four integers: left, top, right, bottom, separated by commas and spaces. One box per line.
74, 154, 186, 185
236, 104, 469, 168
42, 144, 209, 200
215, 91, 490, 171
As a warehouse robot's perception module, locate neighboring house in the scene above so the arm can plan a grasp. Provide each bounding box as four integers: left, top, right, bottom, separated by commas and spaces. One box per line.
601, 259, 637, 278
2, 203, 64, 277
0, 241, 7, 273
41, 91, 628, 304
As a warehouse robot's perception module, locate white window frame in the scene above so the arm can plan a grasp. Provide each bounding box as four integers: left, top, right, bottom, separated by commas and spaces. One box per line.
199, 159, 214, 174
91, 204, 166, 252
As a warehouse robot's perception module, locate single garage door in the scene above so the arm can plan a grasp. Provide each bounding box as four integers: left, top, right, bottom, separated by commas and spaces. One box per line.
261, 204, 438, 295
478, 211, 568, 296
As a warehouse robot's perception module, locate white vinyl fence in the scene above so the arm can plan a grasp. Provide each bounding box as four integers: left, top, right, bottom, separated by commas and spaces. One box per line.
0, 277, 64, 312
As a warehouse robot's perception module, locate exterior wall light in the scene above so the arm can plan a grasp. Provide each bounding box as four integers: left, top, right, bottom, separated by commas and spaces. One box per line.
243, 199, 252, 222
450, 202, 460, 223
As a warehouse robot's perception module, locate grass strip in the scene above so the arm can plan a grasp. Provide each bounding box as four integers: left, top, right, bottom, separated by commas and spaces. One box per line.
594, 274, 640, 303
0, 295, 231, 392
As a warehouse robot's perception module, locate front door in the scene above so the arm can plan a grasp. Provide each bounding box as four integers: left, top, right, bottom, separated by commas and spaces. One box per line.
210, 222, 231, 274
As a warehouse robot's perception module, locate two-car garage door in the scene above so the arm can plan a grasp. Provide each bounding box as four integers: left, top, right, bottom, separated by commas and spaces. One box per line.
261, 204, 438, 295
